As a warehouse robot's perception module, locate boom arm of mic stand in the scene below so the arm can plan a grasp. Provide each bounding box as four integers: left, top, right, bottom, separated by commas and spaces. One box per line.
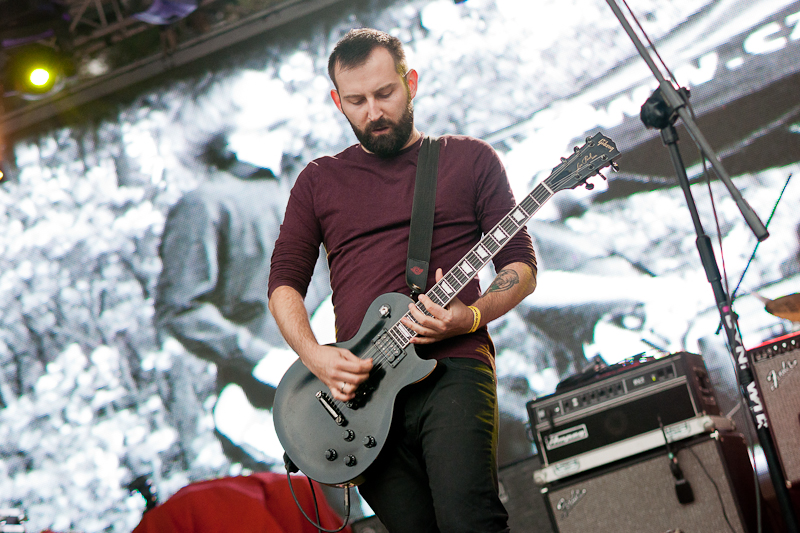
672, 105, 769, 241
604, 0, 769, 242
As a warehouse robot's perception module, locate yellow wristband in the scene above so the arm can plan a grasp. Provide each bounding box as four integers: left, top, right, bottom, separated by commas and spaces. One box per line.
467, 306, 481, 334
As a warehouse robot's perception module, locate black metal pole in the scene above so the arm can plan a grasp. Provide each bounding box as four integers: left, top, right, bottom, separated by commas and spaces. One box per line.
660, 123, 799, 533
602, 0, 797, 527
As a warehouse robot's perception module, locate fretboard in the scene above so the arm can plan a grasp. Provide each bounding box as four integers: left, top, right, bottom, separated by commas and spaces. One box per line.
386, 179, 554, 350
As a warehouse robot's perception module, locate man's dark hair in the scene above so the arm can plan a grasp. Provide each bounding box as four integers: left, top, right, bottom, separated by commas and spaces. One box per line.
327, 28, 407, 89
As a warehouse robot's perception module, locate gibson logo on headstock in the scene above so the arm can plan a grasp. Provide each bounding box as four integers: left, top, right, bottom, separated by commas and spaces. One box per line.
598, 138, 614, 152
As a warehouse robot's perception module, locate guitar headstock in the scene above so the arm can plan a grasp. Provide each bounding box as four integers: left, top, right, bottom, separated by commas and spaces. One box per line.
544, 132, 621, 192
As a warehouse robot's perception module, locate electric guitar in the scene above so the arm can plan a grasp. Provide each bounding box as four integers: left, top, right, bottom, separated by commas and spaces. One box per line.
273, 132, 621, 486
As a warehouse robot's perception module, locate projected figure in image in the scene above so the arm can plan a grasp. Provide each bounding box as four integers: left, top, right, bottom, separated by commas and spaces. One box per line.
154, 133, 285, 465
268, 29, 537, 532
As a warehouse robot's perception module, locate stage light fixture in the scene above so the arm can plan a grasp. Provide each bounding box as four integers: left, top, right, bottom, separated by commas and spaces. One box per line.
3, 43, 69, 99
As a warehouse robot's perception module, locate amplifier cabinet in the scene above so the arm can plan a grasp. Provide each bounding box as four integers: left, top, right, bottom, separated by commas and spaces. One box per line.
543, 433, 756, 533
528, 352, 719, 466
498, 455, 555, 533
748, 331, 800, 487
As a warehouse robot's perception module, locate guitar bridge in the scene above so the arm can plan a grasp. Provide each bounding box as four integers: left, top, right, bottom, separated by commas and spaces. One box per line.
316, 391, 347, 426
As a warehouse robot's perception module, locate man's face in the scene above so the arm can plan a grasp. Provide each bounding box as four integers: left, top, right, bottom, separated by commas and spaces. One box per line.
331, 47, 418, 157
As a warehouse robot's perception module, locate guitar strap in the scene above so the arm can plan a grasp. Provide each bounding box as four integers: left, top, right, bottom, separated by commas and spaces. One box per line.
406, 135, 440, 300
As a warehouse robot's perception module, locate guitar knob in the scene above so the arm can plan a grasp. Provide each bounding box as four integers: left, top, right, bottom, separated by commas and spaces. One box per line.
343, 429, 355, 442
345, 455, 357, 467
362, 436, 376, 448
325, 449, 338, 461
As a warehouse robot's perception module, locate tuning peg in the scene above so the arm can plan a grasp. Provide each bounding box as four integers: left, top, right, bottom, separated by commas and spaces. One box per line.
611, 161, 620, 171
574, 146, 580, 153
585, 182, 595, 191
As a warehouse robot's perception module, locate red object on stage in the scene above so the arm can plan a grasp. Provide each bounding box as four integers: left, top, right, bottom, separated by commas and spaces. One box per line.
132, 472, 351, 533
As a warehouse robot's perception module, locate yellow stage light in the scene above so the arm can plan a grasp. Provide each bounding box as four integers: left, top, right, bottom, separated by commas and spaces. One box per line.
29, 68, 51, 87
3, 43, 70, 99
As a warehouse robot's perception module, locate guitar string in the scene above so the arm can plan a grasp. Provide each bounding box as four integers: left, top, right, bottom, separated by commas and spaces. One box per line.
328, 301, 439, 415
329, 308, 421, 410
327, 137, 613, 403
326, 190, 534, 412
321, 136, 616, 425
327, 180, 554, 412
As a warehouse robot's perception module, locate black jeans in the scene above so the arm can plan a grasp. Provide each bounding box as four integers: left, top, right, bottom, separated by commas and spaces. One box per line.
358, 357, 510, 533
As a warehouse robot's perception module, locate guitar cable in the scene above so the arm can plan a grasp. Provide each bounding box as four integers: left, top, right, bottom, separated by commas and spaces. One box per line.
284, 453, 352, 533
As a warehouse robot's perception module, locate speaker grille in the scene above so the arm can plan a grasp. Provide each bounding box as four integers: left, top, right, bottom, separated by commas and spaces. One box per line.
545, 434, 754, 533
748, 332, 800, 485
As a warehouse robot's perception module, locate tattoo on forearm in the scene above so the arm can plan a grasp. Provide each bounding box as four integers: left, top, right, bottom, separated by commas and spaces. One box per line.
484, 269, 519, 295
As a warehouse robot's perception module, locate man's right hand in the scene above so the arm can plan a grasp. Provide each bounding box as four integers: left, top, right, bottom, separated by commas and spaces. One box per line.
269, 285, 372, 401
302, 345, 373, 402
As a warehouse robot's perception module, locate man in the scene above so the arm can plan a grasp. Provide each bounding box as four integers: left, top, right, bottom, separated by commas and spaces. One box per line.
268, 29, 537, 532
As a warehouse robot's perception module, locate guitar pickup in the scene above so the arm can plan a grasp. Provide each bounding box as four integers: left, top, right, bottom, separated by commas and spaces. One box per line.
373, 332, 405, 367
316, 391, 347, 426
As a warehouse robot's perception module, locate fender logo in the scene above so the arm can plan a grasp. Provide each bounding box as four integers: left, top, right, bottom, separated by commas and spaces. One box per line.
556, 488, 586, 518
766, 358, 797, 391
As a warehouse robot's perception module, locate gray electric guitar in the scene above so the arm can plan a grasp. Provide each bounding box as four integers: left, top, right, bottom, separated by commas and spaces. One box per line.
273, 132, 621, 486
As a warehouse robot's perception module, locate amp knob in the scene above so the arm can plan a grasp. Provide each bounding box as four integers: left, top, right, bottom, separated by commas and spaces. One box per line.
343, 429, 355, 442
362, 436, 377, 448
325, 449, 338, 461
345, 455, 357, 467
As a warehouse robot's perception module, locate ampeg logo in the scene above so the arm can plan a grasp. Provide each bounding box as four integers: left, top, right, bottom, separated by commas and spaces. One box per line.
545, 424, 589, 450
556, 488, 586, 518
766, 358, 798, 391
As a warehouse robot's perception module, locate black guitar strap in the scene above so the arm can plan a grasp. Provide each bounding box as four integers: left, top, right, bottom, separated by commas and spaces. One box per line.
406, 135, 440, 300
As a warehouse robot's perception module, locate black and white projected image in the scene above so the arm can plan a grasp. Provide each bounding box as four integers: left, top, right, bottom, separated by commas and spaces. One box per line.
0, 0, 798, 530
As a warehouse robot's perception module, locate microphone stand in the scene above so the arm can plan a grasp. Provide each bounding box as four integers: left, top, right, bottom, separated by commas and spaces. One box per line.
604, 1, 799, 531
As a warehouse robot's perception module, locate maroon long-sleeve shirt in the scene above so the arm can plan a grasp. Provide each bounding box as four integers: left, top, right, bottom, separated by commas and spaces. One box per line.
268, 134, 536, 364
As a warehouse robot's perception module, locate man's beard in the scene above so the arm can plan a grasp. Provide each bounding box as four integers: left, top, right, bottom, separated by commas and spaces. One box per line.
349, 99, 414, 157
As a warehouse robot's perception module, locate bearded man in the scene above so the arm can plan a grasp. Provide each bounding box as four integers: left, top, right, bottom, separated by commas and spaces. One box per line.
268, 28, 537, 533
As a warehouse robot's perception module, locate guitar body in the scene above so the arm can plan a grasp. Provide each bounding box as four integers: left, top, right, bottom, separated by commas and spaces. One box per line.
273, 292, 437, 486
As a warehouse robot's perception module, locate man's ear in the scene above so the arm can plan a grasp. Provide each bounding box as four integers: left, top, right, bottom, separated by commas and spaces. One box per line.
406, 69, 419, 99
331, 89, 343, 112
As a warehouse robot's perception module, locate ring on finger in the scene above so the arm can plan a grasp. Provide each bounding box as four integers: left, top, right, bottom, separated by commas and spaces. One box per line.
341, 381, 346, 393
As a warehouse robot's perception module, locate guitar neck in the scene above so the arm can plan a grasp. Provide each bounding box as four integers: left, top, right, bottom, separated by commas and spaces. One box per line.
387, 181, 553, 349
426, 182, 550, 308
